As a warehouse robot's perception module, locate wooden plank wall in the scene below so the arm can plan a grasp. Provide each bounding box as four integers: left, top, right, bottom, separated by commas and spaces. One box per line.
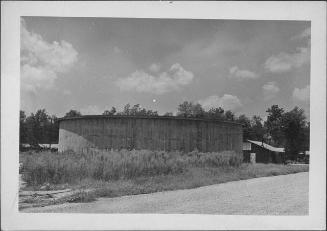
58, 117, 243, 153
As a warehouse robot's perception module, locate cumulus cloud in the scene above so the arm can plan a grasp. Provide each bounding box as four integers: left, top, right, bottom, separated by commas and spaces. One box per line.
262, 81, 280, 100
21, 19, 78, 92
198, 94, 242, 111
293, 85, 310, 102
149, 63, 161, 73
229, 66, 258, 80
265, 27, 310, 73
264, 48, 310, 73
115, 63, 194, 95
80, 105, 103, 115
291, 27, 311, 40
113, 46, 122, 54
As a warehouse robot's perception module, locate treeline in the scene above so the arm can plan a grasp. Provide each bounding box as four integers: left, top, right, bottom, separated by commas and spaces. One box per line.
20, 109, 59, 147
20, 102, 309, 160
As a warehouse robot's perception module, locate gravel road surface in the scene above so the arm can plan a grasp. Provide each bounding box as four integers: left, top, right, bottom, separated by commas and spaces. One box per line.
23, 172, 308, 215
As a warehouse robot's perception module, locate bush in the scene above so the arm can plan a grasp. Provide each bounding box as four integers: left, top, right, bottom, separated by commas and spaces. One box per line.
21, 149, 242, 185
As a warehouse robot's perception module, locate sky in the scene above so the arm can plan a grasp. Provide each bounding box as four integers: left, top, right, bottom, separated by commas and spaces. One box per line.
20, 17, 310, 119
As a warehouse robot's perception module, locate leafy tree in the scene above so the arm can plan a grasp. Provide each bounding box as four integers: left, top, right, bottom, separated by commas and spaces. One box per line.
281, 107, 307, 160
302, 122, 310, 151
34, 109, 52, 144
163, 112, 174, 116
177, 101, 205, 118
25, 113, 38, 146
145, 110, 159, 116
177, 101, 194, 117
224, 110, 235, 121
192, 103, 205, 118
206, 107, 225, 120
24, 109, 51, 145
64, 110, 82, 118
103, 107, 117, 115
237, 115, 265, 141
130, 104, 141, 115
265, 105, 285, 146
237, 114, 251, 140
250, 115, 265, 142
117, 103, 159, 117
49, 115, 59, 145
19, 110, 27, 144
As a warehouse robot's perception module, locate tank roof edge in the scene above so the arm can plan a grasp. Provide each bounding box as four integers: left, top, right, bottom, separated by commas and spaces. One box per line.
58, 115, 242, 126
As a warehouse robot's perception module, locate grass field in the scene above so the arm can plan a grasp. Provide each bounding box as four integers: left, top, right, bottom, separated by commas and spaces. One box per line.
20, 149, 242, 186
20, 150, 309, 204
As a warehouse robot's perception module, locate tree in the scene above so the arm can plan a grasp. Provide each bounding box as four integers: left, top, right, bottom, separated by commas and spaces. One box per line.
25, 113, 38, 146
130, 104, 141, 115
224, 110, 235, 121
236, 114, 265, 142
103, 107, 116, 116
24, 109, 51, 146
117, 103, 159, 117
237, 114, 251, 140
177, 101, 205, 118
177, 101, 194, 117
145, 110, 159, 116
250, 116, 265, 142
19, 110, 27, 144
281, 107, 307, 160
302, 122, 310, 151
163, 112, 174, 116
206, 107, 225, 120
121, 103, 131, 115
192, 103, 205, 118
265, 105, 284, 146
49, 115, 59, 145
64, 110, 82, 118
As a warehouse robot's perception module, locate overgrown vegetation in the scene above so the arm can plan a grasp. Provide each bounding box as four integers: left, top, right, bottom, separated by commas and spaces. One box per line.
21, 149, 242, 186
89, 163, 309, 199
20, 149, 308, 207
20, 102, 310, 160
20, 151, 309, 206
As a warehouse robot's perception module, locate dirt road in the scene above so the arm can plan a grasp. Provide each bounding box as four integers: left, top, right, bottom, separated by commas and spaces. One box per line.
23, 172, 308, 215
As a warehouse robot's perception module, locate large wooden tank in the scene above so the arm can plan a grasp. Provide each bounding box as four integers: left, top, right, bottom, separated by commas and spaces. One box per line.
58, 115, 243, 154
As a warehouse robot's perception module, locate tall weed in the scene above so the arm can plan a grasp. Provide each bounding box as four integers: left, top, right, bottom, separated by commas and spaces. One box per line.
21, 149, 242, 185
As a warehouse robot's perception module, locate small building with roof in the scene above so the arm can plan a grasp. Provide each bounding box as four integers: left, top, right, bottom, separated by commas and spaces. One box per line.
243, 140, 285, 164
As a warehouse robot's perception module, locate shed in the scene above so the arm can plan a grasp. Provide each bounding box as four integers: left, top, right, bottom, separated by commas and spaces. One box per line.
243, 140, 285, 164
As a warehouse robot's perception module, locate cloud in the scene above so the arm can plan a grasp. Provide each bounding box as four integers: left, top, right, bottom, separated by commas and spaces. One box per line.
229, 66, 258, 80
293, 85, 310, 102
291, 27, 311, 40
264, 48, 309, 73
113, 46, 122, 54
198, 94, 242, 111
265, 28, 310, 73
20, 19, 78, 92
63, 89, 72, 96
149, 63, 161, 73
115, 63, 194, 95
80, 105, 103, 115
262, 81, 280, 100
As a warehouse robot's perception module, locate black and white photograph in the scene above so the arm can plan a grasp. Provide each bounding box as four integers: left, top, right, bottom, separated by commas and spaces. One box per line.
1, 1, 326, 230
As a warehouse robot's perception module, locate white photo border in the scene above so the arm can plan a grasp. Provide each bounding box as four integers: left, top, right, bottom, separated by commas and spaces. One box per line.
1, 1, 326, 230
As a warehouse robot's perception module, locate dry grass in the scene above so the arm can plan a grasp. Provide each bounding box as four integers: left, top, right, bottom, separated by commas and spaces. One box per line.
20, 150, 308, 204
72, 164, 309, 199
21, 149, 242, 186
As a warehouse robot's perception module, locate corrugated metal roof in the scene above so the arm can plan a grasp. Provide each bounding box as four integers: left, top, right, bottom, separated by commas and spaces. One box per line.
247, 140, 285, 153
